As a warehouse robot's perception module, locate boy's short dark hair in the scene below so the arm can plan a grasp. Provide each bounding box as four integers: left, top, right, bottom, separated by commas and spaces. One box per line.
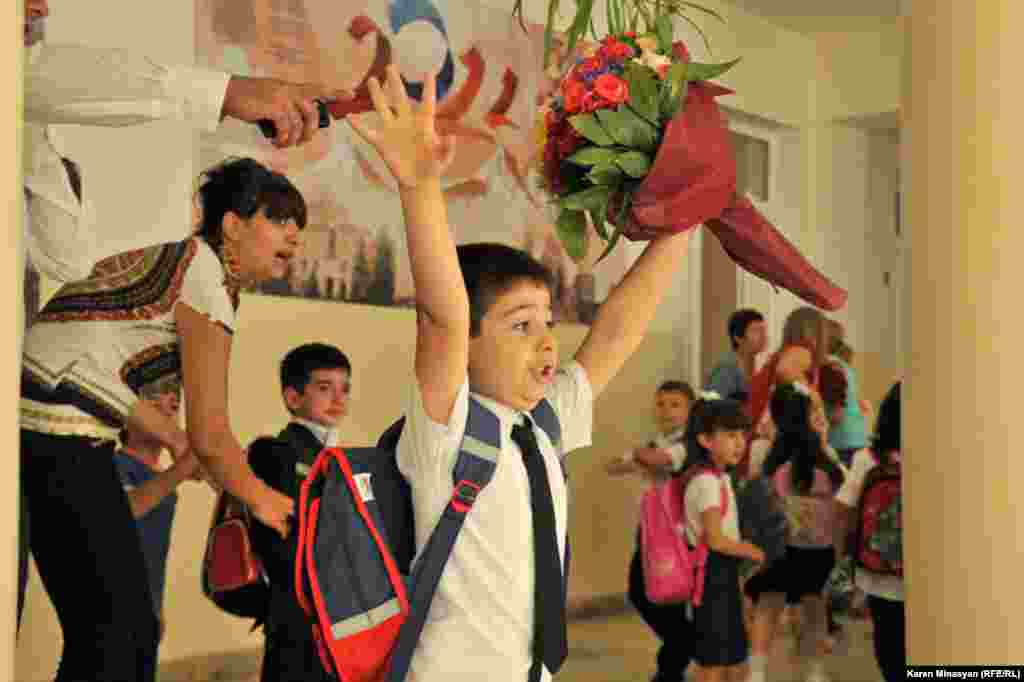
280, 343, 351, 396
657, 380, 696, 403
456, 243, 554, 336
684, 397, 751, 464
727, 308, 765, 350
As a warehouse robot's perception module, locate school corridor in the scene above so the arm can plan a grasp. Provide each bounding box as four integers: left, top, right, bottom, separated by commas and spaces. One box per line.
159, 609, 884, 681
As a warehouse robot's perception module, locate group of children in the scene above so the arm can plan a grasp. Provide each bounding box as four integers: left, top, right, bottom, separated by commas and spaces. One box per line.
116, 64, 698, 682
612, 377, 904, 682
94, 62, 904, 682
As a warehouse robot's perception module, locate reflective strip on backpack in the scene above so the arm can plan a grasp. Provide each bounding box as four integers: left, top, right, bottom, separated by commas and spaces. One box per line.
330, 597, 402, 639
459, 434, 499, 463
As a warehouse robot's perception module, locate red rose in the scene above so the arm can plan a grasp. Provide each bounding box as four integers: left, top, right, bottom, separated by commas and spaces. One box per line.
623, 32, 636, 39
593, 73, 629, 105
580, 92, 604, 112
673, 41, 691, 64
579, 55, 604, 73
598, 38, 634, 61
561, 78, 587, 113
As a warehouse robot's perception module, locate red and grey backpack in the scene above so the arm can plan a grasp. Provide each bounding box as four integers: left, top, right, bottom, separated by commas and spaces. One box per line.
852, 451, 902, 577
294, 397, 566, 682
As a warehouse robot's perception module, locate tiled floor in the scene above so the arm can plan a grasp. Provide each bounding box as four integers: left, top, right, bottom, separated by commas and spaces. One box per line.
164, 609, 884, 681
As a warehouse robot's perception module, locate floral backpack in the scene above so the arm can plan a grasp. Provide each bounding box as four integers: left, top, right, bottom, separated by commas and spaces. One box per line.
852, 452, 903, 577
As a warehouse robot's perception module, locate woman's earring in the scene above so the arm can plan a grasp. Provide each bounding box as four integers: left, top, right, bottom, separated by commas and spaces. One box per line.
220, 238, 242, 281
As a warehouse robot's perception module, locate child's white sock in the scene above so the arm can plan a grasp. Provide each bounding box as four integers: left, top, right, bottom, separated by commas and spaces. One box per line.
804, 658, 829, 682
748, 654, 767, 682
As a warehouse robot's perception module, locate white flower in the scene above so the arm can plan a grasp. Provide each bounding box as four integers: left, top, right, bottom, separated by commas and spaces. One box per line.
635, 36, 658, 52
641, 52, 672, 72
792, 381, 812, 397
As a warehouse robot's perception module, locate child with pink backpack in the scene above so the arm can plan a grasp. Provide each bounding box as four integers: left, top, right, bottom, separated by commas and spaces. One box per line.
677, 395, 765, 682
606, 380, 696, 682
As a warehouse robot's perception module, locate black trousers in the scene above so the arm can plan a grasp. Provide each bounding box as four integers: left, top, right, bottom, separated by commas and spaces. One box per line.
867, 595, 905, 682
21, 429, 160, 682
628, 543, 694, 678
261, 617, 334, 682
18, 263, 41, 634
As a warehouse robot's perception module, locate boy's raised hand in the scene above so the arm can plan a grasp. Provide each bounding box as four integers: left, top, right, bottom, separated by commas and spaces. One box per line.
347, 65, 455, 189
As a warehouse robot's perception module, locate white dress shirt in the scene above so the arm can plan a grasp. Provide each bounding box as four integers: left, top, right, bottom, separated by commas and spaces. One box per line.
21, 41, 231, 284
396, 362, 594, 681
290, 417, 339, 448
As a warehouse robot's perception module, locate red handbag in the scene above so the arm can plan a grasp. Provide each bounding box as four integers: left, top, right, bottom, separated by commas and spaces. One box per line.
201, 491, 269, 621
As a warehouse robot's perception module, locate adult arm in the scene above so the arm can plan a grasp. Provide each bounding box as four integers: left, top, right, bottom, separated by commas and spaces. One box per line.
176, 302, 293, 537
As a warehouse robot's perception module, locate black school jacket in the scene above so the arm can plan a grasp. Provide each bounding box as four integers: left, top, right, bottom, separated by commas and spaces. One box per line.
248, 422, 325, 634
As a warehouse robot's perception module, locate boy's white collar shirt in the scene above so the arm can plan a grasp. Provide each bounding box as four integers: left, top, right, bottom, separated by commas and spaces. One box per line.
652, 427, 688, 472
396, 361, 594, 681
291, 417, 339, 448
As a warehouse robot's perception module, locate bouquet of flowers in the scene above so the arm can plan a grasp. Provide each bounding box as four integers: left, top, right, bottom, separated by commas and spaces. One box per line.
521, 1, 848, 311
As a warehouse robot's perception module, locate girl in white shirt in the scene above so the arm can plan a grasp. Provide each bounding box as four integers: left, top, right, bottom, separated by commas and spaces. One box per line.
681, 397, 764, 682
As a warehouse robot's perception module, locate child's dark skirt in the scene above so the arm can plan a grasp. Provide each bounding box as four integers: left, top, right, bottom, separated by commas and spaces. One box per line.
692, 550, 748, 667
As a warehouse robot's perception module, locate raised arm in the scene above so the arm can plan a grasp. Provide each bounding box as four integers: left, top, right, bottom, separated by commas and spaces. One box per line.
25, 43, 345, 147
176, 302, 293, 537
348, 66, 468, 424
575, 230, 692, 398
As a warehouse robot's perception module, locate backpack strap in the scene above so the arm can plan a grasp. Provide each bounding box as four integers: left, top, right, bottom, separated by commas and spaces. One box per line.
386, 397, 502, 682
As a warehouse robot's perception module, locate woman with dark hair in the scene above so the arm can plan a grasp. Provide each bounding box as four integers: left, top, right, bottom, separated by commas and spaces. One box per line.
741, 307, 839, 478
20, 157, 304, 682
835, 382, 904, 682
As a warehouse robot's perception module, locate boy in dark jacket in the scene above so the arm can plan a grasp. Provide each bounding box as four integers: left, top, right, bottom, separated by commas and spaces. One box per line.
249, 343, 351, 682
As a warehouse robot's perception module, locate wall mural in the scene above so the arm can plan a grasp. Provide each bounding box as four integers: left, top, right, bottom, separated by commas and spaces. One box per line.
194, 0, 632, 323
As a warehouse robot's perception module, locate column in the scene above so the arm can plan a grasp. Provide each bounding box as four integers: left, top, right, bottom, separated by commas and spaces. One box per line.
3, 3, 25, 681
905, 0, 1024, 661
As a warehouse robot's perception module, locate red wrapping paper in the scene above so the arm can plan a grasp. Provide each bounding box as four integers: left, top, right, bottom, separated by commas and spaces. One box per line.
617, 42, 847, 311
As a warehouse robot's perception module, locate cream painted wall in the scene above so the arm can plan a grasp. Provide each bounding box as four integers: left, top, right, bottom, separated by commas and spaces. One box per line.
15, 0, 904, 678
815, 18, 904, 122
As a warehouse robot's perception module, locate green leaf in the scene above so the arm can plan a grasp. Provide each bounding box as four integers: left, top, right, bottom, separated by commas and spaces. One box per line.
659, 62, 689, 121
589, 208, 611, 240
595, 106, 657, 153
542, 0, 560, 69
567, 146, 620, 167
568, 112, 615, 146
623, 62, 660, 125
558, 184, 613, 212
587, 163, 625, 186
654, 14, 674, 53
615, 151, 651, 178
678, 2, 726, 24
556, 210, 588, 262
686, 58, 742, 82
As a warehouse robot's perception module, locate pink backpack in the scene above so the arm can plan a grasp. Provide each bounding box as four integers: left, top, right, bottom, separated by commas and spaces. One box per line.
640, 466, 727, 607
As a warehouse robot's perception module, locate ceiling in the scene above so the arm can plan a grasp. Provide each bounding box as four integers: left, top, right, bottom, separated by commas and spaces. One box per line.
723, 0, 904, 34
